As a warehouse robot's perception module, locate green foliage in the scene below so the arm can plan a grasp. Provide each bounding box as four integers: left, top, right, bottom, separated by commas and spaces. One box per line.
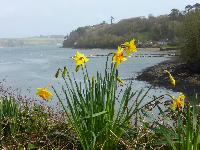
63, 14, 183, 48
63, 4, 200, 49
0, 96, 20, 136
0, 95, 77, 149
155, 96, 200, 150
181, 10, 200, 72
53, 59, 151, 150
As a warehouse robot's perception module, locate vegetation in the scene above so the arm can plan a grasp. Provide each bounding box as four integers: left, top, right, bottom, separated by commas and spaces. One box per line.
1, 39, 200, 149
181, 9, 200, 73
63, 5, 195, 48
50, 40, 200, 149
63, 2, 200, 70
53, 56, 150, 149
0, 88, 78, 149
1, 3, 200, 150
154, 96, 200, 150
63, 15, 181, 48
1, 87, 199, 149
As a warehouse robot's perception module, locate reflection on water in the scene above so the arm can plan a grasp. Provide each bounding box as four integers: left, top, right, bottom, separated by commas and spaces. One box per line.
0, 46, 179, 104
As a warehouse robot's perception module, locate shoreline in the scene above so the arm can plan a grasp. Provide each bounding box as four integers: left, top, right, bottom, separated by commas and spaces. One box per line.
136, 59, 200, 96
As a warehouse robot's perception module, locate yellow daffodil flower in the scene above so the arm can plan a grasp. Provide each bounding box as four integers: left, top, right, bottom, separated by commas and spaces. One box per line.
36, 87, 53, 101
123, 39, 137, 56
164, 70, 176, 86
72, 51, 89, 71
170, 93, 185, 110
112, 46, 127, 67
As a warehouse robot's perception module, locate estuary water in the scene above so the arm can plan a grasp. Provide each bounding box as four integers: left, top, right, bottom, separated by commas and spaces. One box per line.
0, 46, 178, 104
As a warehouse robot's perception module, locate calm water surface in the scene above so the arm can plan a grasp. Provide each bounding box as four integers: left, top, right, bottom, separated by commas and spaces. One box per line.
0, 46, 179, 105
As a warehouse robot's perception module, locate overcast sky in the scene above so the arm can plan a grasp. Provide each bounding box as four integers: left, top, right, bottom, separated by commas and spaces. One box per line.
0, 0, 199, 38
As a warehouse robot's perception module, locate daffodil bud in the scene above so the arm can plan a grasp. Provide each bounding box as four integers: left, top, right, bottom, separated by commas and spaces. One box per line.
55, 68, 60, 78
62, 66, 68, 77
117, 77, 124, 86
76, 65, 80, 72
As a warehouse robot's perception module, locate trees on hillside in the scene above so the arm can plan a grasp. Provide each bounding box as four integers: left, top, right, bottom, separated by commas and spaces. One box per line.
185, 5, 193, 13
181, 10, 200, 72
193, 3, 200, 11
63, 14, 183, 48
169, 9, 182, 20
63, 3, 199, 50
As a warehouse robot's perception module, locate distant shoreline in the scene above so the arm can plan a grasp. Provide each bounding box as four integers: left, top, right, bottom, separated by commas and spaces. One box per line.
0, 36, 64, 48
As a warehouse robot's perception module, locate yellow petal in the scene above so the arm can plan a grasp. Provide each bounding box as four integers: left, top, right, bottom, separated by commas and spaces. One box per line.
177, 93, 185, 102
36, 87, 53, 101
123, 39, 137, 56
112, 47, 127, 68
170, 100, 177, 110
72, 51, 89, 70
170, 93, 185, 110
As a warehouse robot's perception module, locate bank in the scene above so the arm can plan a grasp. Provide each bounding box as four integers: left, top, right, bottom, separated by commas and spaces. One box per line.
136, 58, 200, 97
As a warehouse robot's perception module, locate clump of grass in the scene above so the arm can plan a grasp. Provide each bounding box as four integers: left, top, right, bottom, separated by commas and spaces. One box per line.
0, 95, 20, 136
0, 85, 78, 149
53, 55, 157, 150
154, 95, 200, 150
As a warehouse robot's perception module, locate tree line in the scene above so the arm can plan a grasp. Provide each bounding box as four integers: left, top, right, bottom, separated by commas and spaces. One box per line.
63, 3, 200, 49
63, 3, 200, 72
181, 5, 200, 72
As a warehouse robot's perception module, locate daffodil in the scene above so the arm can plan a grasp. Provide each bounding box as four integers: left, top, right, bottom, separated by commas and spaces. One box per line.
112, 46, 127, 67
123, 39, 137, 56
72, 51, 89, 72
170, 93, 185, 110
36, 87, 53, 101
165, 70, 176, 86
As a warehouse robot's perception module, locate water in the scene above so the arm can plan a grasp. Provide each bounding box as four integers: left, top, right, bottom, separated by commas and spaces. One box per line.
0, 46, 179, 105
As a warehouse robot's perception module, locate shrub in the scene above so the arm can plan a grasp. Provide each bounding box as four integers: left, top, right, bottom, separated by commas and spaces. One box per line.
181, 10, 200, 73
155, 95, 200, 150
0, 92, 77, 149
0, 96, 20, 136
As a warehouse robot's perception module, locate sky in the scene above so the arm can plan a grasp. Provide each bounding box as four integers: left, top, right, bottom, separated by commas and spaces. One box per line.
0, 0, 199, 38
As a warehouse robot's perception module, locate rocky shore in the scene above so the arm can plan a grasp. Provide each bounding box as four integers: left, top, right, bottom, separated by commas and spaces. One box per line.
137, 59, 200, 96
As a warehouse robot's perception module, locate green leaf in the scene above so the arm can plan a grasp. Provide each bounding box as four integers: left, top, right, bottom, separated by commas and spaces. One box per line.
28, 143, 36, 150
55, 68, 60, 78
83, 111, 107, 119
62, 66, 68, 77
76, 65, 80, 72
